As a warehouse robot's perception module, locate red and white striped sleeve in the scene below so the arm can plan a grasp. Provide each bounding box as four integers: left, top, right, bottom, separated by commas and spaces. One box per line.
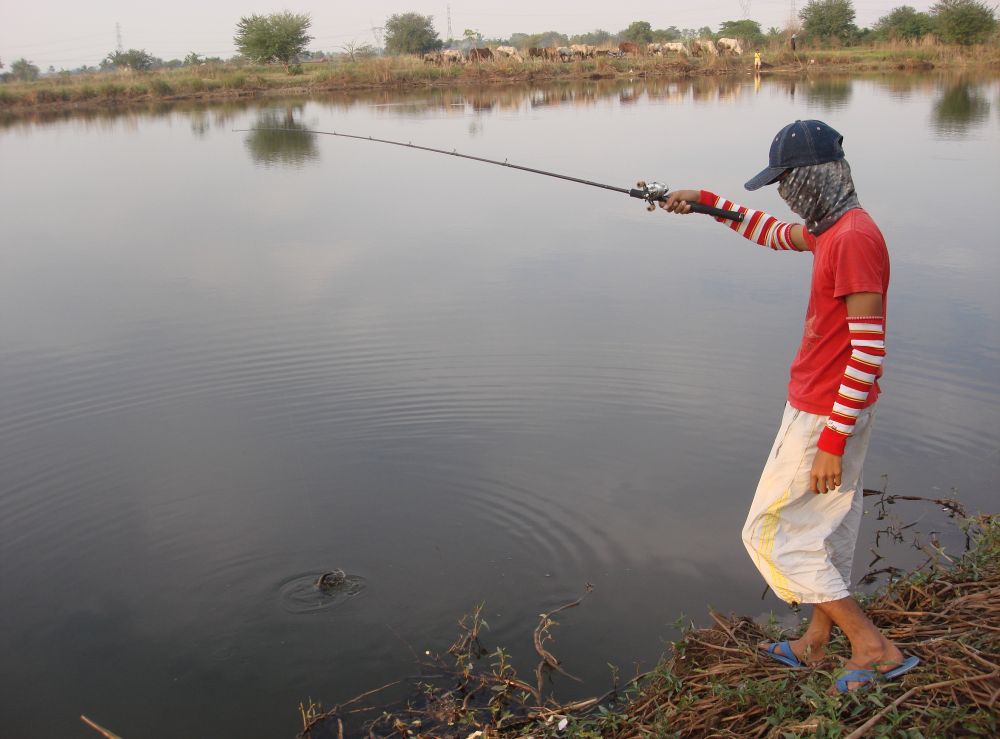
817, 315, 886, 455
699, 190, 805, 252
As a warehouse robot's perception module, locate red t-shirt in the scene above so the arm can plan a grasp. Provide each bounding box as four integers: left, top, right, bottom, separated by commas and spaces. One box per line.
788, 209, 890, 415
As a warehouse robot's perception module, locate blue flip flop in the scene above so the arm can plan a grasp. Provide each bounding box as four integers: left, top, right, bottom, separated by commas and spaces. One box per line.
761, 641, 804, 668
835, 655, 920, 693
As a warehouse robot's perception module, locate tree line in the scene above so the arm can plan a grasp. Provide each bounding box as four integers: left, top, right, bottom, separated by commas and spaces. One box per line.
2, 0, 996, 81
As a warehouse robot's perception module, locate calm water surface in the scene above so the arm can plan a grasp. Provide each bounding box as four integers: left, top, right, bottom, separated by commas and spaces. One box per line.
1, 74, 998, 737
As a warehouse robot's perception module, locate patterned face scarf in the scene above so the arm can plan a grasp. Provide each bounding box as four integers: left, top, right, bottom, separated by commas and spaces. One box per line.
777, 159, 860, 235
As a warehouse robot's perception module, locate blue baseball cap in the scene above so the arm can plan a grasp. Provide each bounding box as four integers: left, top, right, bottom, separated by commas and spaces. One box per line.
744, 119, 845, 191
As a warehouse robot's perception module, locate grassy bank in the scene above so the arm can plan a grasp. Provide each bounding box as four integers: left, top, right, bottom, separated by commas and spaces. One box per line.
3, 43, 998, 113
293, 505, 998, 738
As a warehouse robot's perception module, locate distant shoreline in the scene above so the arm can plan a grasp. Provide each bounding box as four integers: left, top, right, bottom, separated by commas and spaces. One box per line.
2, 46, 997, 115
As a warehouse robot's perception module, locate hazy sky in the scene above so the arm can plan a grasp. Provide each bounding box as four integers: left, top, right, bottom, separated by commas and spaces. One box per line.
2, 1, 936, 70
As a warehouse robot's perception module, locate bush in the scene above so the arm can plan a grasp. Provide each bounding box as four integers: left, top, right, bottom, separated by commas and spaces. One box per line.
98, 82, 126, 99
222, 74, 247, 89
150, 79, 174, 96
931, 0, 997, 45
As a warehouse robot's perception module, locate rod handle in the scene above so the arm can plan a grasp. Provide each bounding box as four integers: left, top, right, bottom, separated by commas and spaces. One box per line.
688, 202, 745, 222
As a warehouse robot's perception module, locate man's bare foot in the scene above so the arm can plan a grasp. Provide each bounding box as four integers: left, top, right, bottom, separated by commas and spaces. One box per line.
828, 640, 907, 695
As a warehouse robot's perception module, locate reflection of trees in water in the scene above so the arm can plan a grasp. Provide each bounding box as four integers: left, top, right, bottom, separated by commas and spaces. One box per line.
245, 107, 319, 167
933, 81, 990, 135
0, 97, 253, 132
872, 75, 936, 101
311, 77, 774, 116
805, 78, 853, 110
189, 111, 210, 138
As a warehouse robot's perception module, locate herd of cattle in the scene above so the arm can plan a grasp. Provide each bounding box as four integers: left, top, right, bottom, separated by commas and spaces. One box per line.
424, 38, 745, 64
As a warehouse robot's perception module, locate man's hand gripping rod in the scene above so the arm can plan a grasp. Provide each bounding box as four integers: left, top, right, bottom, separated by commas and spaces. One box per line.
630, 181, 743, 221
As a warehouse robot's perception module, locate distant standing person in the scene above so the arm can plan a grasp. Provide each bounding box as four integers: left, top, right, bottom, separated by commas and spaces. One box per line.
791, 33, 797, 52
754, 49, 762, 71
658, 120, 920, 694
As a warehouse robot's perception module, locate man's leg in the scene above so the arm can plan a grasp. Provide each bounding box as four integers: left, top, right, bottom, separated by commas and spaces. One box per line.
785, 606, 833, 663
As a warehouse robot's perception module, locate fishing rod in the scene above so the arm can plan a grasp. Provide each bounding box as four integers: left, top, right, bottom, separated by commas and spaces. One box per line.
233, 127, 744, 222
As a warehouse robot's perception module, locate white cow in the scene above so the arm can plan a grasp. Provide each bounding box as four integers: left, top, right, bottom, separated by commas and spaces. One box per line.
661, 42, 689, 56
717, 37, 744, 55
691, 38, 719, 57
494, 45, 523, 62
441, 48, 464, 64
556, 46, 574, 62
570, 44, 596, 59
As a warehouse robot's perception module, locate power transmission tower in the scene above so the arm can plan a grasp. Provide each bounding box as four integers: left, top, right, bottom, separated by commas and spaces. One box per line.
739, 1, 752, 18
115, 22, 123, 52
789, 1, 798, 29
447, 4, 453, 42
369, 18, 384, 52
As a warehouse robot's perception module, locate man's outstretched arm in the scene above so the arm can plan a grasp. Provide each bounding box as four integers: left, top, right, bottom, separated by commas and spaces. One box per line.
660, 189, 812, 252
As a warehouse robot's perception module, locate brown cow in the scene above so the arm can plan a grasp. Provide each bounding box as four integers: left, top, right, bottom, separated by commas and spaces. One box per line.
469, 47, 493, 61
527, 47, 544, 59
618, 42, 640, 56
543, 47, 559, 61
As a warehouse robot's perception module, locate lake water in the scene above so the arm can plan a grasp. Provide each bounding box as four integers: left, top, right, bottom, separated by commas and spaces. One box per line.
1, 73, 998, 738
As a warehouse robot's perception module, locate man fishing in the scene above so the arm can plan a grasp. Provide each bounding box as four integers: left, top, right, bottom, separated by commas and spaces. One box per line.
658, 120, 919, 694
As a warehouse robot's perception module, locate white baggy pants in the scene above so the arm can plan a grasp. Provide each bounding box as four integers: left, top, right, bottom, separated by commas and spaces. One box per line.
741, 402, 875, 605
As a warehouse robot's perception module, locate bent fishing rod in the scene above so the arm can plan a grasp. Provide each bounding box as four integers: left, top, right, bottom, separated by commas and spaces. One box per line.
233, 127, 744, 222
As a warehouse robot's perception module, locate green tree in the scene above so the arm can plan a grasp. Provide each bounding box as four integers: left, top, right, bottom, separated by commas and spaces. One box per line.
874, 6, 935, 40
800, 0, 858, 43
570, 29, 613, 45
384, 13, 442, 55
718, 19, 765, 45
104, 49, 156, 72
931, 0, 997, 44
10, 58, 40, 81
509, 31, 567, 48
234, 11, 313, 71
652, 26, 683, 42
620, 21, 654, 44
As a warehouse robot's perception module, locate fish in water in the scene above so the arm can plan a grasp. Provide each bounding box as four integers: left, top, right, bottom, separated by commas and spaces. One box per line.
315, 569, 347, 590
